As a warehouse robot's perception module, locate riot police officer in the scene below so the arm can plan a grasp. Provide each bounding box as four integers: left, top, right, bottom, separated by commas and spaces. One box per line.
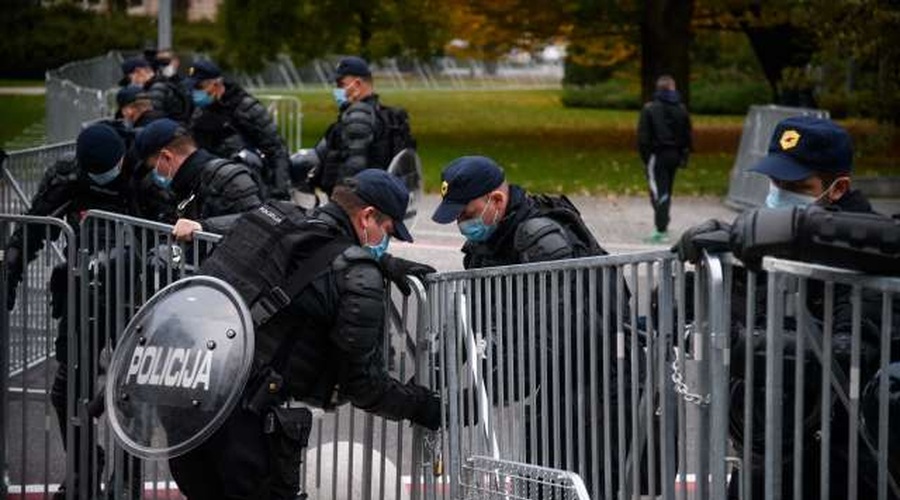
167, 169, 441, 500
674, 116, 900, 499
431, 155, 609, 267
186, 60, 292, 200
302, 56, 416, 195
430, 155, 634, 495
120, 55, 192, 124
4, 124, 136, 499
134, 118, 262, 241
105, 85, 175, 223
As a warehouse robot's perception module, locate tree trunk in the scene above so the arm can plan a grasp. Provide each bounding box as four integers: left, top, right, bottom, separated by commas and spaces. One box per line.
640, 0, 694, 105
358, 6, 373, 61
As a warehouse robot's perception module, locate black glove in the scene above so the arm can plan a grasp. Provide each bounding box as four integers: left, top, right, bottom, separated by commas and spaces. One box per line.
5, 246, 22, 311
415, 391, 442, 431
380, 254, 436, 296
671, 219, 731, 264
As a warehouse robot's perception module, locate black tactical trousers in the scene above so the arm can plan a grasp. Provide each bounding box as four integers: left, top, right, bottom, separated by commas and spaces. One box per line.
169, 406, 309, 500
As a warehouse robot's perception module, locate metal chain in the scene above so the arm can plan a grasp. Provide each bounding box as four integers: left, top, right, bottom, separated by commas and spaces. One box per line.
670, 344, 711, 407
423, 428, 444, 476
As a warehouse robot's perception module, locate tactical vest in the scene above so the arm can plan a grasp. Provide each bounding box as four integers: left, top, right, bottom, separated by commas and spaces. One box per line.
529, 194, 609, 257
199, 201, 352, 367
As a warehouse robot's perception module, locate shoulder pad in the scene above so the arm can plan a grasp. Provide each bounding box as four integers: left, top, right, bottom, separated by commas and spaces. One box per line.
342, 102, 376, 124
48, 156, 80, 184
333, 245, 377, 269
333, 247, 384, 296
513, 216, 574, 263
205, 158, 248, 180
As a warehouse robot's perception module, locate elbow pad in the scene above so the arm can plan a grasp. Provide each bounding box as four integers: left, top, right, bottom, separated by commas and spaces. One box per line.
333, 247, 386, 353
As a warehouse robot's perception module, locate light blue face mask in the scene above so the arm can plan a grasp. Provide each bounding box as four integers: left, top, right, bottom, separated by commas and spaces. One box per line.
87, 164, 121, 186
332, 88, 348, 107
364, 227, 390, 261
764, 182, 817, 209
152, 170, 172, 189
458, 199, 498, 243
152, 156, 173, 189
192, 89, 214, 108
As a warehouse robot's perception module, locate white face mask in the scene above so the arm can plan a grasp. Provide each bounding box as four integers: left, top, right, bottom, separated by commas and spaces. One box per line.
161, 64, 177, 78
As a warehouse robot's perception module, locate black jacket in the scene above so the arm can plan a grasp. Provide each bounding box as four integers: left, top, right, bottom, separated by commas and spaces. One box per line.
637, 90, 692, 164
461, 186, 603, 269
316, 94, 413, 194
170, 149, 262, 232
260, 202, 438, 428
6, 156, 136, 280
144, 75, 193, 124
99, 112, 176, 223
189, 80, 291, 198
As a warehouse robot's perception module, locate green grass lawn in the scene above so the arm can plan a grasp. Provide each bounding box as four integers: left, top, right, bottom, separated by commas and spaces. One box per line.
0, 95, 45, 148
292, 88, 749, 196
0, 79, 44, 87
293, 88, 900, 195
3, 88, 894, 196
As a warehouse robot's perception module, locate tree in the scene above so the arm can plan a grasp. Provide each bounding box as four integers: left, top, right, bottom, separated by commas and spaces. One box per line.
639, 0, 695, 103
217, 0, 452, 71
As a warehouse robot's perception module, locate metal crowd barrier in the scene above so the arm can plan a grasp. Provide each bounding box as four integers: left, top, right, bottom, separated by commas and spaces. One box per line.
0, 142, 77, 215
0, 215, 76, 499
258, 94, 303, 153
45, 52, 122, 143
425, 250, 719, 500
698, 253, 900, 500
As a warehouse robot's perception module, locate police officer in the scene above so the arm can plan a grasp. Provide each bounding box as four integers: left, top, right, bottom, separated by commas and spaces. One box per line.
304, 56, 416, 195
637, 75, 692, 243
186, 60, 292, 200
430, 155, 634, 495
431, 155, 609, 267
674, 116, 899, 499
120, 54, 192, 124
120, 57, 155, 88
134, 118, 262, 241
4, 124, 136, 499
167, 169, 441, 500
108, 86, 176, 223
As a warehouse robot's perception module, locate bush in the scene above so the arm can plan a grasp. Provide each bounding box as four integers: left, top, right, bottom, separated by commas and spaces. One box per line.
562, 79, 772, 115
560, 80, 641, 110
690, 80, 771, 115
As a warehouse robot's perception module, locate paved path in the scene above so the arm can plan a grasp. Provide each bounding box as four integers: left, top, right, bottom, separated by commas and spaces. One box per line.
0, 86, 45, 95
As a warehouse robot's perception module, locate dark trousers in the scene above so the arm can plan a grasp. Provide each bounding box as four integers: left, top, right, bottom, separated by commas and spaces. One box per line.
644, 150, 680, 233
170, 408, 271, 500
51, 295, 106, 499
169, 406, 307, 500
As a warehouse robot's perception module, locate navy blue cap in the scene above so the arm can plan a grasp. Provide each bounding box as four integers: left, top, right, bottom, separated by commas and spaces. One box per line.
432, 156, 505, 224
134, 118, 184, 160
121, 57, 151, 76
334, 56, 371, 82
350, 169, 413, 242
77, 124, 125, 174
116, 85, 149, 108
749, 116, 853, 181
186, 60, 222, 88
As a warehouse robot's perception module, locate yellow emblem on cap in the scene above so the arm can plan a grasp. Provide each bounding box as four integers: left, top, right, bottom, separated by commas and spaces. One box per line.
188, 67, 195, 76
440, 180, 449, 197
780, 129, 801, 150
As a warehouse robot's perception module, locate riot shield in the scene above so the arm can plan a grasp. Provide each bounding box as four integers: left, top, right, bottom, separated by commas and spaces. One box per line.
387, 148, 424, 230
105, 276, 255, 459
